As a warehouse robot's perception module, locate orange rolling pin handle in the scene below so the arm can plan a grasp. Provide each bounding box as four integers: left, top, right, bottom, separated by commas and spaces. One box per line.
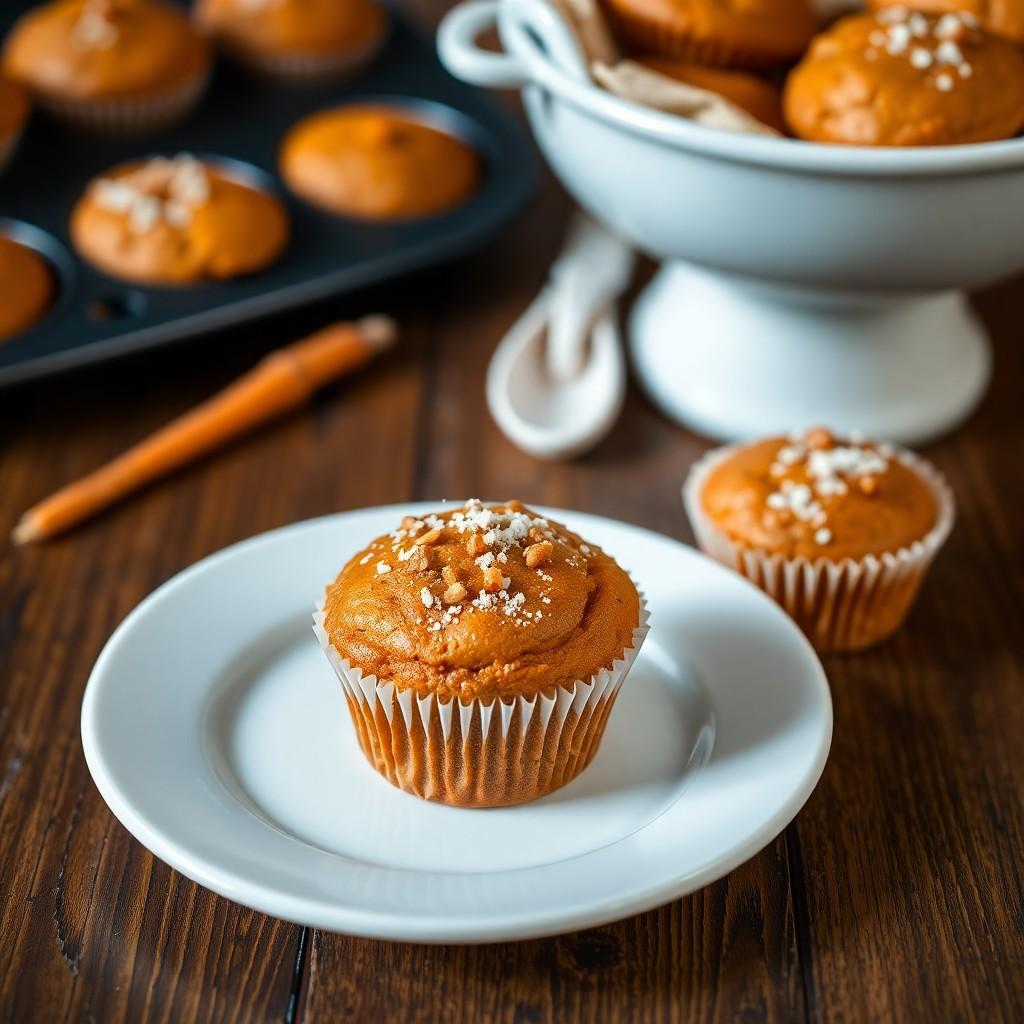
12, 316, 396, 545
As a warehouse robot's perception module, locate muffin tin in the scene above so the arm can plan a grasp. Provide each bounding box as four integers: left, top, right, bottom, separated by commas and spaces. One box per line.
0, 1, 538, 387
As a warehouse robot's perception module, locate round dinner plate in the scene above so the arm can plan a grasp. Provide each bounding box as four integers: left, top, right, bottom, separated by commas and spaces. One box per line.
82, 504, 832, 943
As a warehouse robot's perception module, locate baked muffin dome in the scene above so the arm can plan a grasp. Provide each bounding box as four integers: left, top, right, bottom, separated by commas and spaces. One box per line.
635, 56, 787, 132
2, 0, 211, 132
279, 104, 481, 220
867, 0, 1024, 46
194, 0, 386, 80
70, 154, 289, 285
599, 0, 817, 69
0, 236, 54, 342
323, 500, 641, 702
784, 9, 1024, 145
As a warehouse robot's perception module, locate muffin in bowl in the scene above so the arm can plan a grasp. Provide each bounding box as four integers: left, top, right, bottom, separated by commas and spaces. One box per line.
314, 500, 649, 807
279, 104, 482, 220
2, 0, 211, 134
194, 0, 387, 82
70, 154, 289, 285
683, 428, 955, 652
784, 9, 1024, 145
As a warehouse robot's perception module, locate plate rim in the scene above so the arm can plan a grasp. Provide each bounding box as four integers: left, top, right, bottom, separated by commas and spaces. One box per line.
81, 503, 833, 942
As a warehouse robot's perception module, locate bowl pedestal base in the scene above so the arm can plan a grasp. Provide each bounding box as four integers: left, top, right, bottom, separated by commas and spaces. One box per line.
629, 261, 991, 444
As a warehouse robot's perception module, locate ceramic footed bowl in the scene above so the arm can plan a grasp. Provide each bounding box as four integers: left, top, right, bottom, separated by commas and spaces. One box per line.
439, 0, 1024, 442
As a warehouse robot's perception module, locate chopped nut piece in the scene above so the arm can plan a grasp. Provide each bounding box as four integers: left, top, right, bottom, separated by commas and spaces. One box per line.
482, 566, 504, 593
404, 549, 430, 572
442, 565, 459, 586
506, 500, 526, 512
806, 427, 833, 450
524, 541, 553, 568
415, 527, 443, 546
859, 475, 879, 496
466, 533, 488, 556
443, 582, 468, 604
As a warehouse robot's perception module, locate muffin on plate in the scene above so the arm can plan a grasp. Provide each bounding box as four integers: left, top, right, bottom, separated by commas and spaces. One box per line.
0, 235, 54, 342
683, 428, 955, 652
867, 0, 1024, 46
784, 9, 1024, 145
2, 0, 211, 134
70, 154, 289, 285
634, 56, 788, 132
194, 0, 387, 81
314, 499, 649, 807
599, 0, 817, 68
279, 104, 482, 220
0, 77, 30, 173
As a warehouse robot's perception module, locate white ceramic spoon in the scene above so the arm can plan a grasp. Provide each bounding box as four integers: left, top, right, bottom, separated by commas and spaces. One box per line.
486, 214, 634, 460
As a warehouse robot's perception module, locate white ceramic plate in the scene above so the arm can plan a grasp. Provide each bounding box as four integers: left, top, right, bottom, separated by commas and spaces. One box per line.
82, 504, 832, 943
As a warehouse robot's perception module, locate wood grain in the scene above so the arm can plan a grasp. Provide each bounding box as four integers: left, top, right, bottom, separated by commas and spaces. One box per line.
1, 1, 1023, 1017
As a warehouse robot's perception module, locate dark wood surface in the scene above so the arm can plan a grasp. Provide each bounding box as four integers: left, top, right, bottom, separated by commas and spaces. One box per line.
2, 8, 1023, 1021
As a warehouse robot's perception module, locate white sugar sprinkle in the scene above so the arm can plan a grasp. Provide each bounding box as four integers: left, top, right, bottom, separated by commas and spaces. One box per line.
815, 528, 833, 546
420, 587, 434, 608
936, 72, 954, 91
376, 562, 391, 575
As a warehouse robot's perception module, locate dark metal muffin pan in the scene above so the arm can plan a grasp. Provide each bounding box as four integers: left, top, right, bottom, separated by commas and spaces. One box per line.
0, 1, 538, 387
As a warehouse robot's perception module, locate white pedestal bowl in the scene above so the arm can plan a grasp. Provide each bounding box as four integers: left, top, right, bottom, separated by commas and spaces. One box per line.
439, 0, 1024, 442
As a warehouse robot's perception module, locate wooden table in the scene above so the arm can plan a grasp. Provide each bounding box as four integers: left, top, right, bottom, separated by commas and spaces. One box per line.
2, 15, 1023, 1022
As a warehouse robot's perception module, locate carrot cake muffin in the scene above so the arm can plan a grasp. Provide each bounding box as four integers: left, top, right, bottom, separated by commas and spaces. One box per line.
0, 77, 30, 172
194, 0, 387, 81
784, 9, 1024, 145
599, 0, 817, 68
280, 104, 482, 220
314, 499, 648, 807
2, 0, 211, 133
0, 235, 54, 342
70, 154, 289, 285
634, 56, 787, 131
867, 0, 1024, 46
684, 428, 955, 652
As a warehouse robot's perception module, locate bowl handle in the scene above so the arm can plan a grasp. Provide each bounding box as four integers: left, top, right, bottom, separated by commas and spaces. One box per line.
438, 1, 528, 89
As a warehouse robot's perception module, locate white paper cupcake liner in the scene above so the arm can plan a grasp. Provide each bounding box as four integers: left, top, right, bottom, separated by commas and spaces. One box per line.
683, 443, 955, 653
313, 592, 649, 807
33, 70, 210, 135
219, 30, 386, 83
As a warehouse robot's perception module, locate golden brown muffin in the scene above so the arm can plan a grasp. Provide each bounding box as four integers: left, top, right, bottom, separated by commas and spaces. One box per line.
0, 236, 54, 342
280, 105, 481, 220
684, 428, 954, 652
868, 0, 1024, 46
2, 0, 211, 133
599, 0, 817, 68
784, 9, 1024, 145
316, 500, 646, 806
635, 56, 788, 131
194, 0, 386, 80
70, 154, 289, 285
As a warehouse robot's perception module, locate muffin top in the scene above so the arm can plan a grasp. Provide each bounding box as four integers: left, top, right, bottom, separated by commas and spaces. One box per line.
784, 9, 1024, 145
635, 56, 787, 132
70, 154, 289, 285
0, 236, 54, 342
600, 0, 817, 68
0, 77, 30, 139
2, 0, 210, 101
280, 105, 481, 220
195, 0, 385, 56
699, 428, 938, 561
868, 0, 1024, 45
322, 500, 641, 702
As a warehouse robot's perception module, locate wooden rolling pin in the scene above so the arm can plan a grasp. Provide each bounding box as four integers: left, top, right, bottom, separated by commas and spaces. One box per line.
13, 316, 396, 544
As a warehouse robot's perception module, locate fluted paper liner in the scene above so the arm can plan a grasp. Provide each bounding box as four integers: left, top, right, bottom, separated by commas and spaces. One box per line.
313, 594, 649, 807
683, 444, 955, 653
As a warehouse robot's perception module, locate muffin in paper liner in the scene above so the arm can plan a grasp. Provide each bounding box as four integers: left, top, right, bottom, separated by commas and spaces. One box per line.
313, 595, 650, 808
683, 443, 955, 653
33, 70, 210, 135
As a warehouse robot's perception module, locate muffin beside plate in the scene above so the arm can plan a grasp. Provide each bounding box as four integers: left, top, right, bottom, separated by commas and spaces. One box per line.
314, 499, 649, 807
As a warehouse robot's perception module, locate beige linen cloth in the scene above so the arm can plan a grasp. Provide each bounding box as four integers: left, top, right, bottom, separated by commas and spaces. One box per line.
545, 0, 780, 135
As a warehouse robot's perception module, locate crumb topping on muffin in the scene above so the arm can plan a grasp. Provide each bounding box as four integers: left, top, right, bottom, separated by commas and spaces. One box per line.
322, 500, 640, 700
699, 428, 938, 560
90, 154, 212, 233
865, 7, 978, 88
